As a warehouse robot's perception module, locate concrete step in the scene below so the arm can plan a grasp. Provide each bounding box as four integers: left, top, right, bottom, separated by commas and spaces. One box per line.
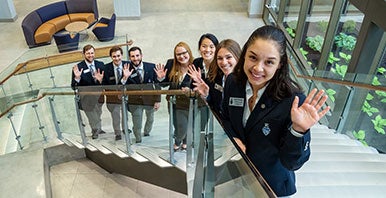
310, 144, 378, 154
100, 143, 130, 159
136, 147, 173, 168
298, 161, 386, 173
311, 138, 362, 146
309, 152, 386, 162
296, 172, 386, 186
294, 185, 386, 198
88, 140, 113, 155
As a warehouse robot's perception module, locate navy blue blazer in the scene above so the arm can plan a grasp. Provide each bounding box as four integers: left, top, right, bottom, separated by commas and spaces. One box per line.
127, 62, 161, 106
102, 60, 130, 104
205, 74, 225, 118
222, 74, 311, 197
71, 60, 105, 110
103, 61, 130, 86
71, 60, 105, 88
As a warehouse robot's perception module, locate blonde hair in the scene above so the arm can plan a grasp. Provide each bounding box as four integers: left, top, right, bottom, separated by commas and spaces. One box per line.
169, 42, 194, 83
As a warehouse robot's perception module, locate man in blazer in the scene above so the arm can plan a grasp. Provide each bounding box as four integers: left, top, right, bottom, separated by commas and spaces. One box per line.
127, 46, 161, 143
71, 44, 105, 139
103, 46, 134, 140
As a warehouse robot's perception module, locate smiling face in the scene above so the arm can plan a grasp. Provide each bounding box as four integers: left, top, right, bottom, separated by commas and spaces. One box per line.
111, 50, 123, 66
199, 38, 216, 62
83, 48, 95, 63
175, 46, 190, 66
244, 38, 281, 91
217, 48, 238, 76
129, 49, 142, 66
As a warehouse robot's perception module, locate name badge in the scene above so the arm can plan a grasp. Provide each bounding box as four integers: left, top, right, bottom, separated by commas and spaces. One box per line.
109, 76, 116, 80
229, 97, 244, 107
214, 83, 223, 92
83, 69, 90, 73
131, 73, 138, 78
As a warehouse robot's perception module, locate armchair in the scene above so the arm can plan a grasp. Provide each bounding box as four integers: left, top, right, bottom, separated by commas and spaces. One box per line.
92, 13, 116, 41
53, 32, 80, 53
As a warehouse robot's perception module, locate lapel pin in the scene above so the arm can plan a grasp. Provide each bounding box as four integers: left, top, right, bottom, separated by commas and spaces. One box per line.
262, 123, 271, 136
261, 104, 266, 109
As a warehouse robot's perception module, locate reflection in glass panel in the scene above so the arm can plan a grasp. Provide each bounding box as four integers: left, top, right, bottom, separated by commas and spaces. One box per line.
284, 0, 302, 42
267, 0, 281, 14
329, 3, 363, 80
300, 0, 334, 69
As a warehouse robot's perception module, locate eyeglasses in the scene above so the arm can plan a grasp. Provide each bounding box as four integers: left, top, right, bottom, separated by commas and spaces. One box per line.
176, 51, 188, 57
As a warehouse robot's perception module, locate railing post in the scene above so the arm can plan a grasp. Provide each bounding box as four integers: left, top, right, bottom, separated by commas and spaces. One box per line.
25, 72, 34, 92
122, 87, 134, 154
31, 102, 47, 142
7, 112, 23, 150
168, 95, 176, 164
186, 96, 198, 166
1, 84, 6, 97
48, 96, 63, 139
204, 111, 215, 197
192, 131, 206, 197
74, 90, 87, 145
48, 67, 57, 88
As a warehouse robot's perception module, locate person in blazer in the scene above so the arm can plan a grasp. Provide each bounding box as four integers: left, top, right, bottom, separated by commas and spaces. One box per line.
188, 39, 241, 121
126, 46, 161, 143
192, 33, 218, 131
154, 42, 200, 151
103, 46, 133, 140
222, 26, 330, 197
71, 44, 106, 139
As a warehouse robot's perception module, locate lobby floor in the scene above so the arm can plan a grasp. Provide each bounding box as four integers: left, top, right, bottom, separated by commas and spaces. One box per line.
0, 0, 264, 197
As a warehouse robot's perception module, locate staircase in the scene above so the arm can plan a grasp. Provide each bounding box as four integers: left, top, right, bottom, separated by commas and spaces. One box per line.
294, 124, 386, 198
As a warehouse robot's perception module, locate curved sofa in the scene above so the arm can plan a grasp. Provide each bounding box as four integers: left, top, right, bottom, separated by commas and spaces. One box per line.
21, 0, 99, 48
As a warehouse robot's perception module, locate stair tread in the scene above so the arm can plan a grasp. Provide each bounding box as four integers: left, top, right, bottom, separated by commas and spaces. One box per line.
137, 147, 173, 168
309, 152, 386, 162
298, 161, 386, 173
100, 143, 130, 159
310, 144, 377, 153
296, 172, 386, 186
88, 141, 113, 155
294, 185, 386, 198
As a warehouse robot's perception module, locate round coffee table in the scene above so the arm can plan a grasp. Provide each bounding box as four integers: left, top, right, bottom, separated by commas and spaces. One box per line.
65, 21, 89, 39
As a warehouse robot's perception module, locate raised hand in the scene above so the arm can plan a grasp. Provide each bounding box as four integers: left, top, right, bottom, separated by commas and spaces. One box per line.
73, 65, 83, 80
154, 63, 167, 80
122, 63, 133, 80
187, 64, 202, 83
94, 68, 104, 84
192, 79, 209, 99
291, 88, 330, 133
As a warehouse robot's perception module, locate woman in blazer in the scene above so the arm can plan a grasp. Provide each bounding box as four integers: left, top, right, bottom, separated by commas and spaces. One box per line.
188, 39, 241, 120
222, 25, 330, 197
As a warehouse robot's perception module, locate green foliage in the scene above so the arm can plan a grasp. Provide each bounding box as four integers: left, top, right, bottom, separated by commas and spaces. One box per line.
353, 130, 368, 146
371, 115, 386, 134
342, 20, 356, 33
375, 90, 386, 103
335, 33, 356, 51
366, 93, 374, 101
361, 100, 379, 116
328, 52, 340, 64
326, 88, 336, 102
377, 67, 386, 75
306, 35, 324, 52
331, 63, 347, 79
317, 20, 329, 33
372, 76, 381, 86
286, 27, 296, 38
300, 48, 308, 59
339, 52, 351, 63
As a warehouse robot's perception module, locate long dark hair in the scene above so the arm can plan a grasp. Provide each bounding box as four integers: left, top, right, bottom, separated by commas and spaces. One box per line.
233, 25, 302, 101
207, 39, 241, 82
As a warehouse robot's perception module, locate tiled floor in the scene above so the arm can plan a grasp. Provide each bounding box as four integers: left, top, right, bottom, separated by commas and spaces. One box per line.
0, 0, 265, 197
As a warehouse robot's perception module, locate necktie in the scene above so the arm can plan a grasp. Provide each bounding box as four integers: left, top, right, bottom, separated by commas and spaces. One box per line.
248, 94, 257, 112
116, 67, 121, 84
90, 64, 95, 76
137, 68, 143, 83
